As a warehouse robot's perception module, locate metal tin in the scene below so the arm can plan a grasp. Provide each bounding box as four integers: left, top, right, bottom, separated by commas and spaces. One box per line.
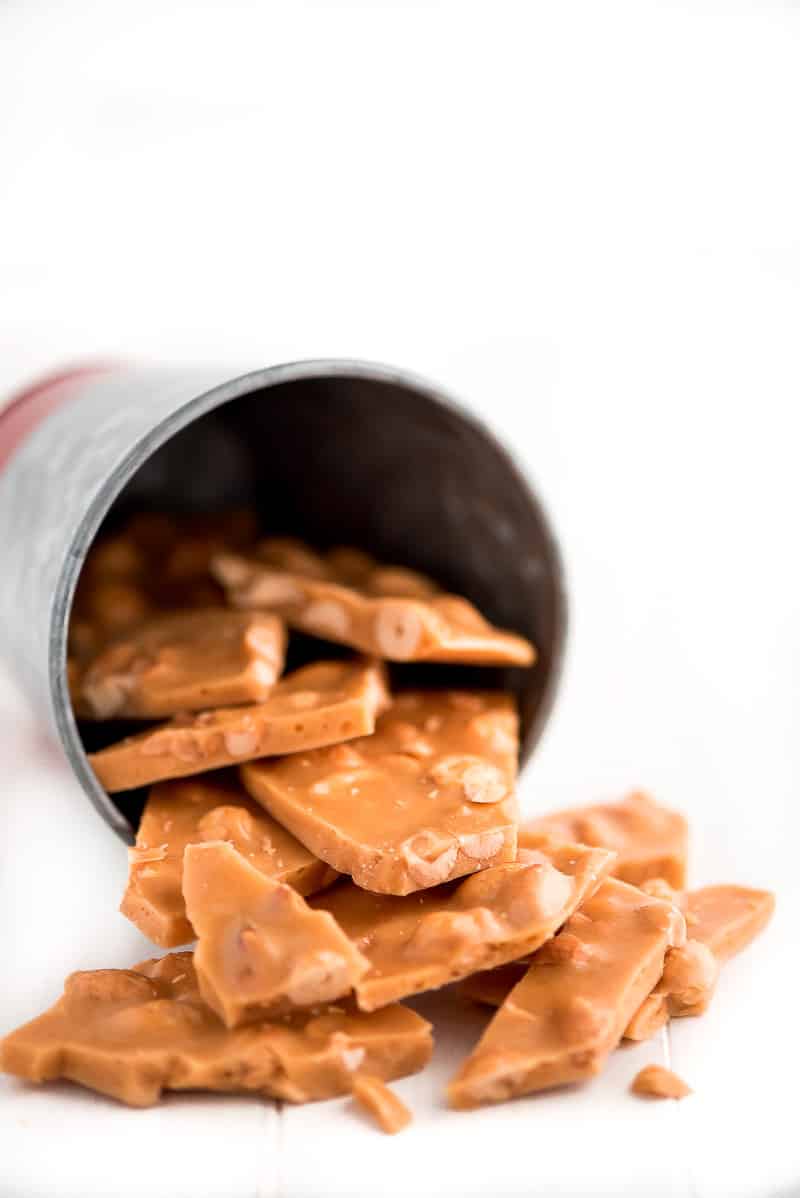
0, 360, 567, 843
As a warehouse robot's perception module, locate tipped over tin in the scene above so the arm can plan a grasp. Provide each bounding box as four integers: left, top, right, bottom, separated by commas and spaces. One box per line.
0, 360, 567, 842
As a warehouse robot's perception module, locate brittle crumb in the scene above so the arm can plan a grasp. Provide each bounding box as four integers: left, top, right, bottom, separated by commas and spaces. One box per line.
631, 1064, 692, 1100
352, 1074, 412, 1134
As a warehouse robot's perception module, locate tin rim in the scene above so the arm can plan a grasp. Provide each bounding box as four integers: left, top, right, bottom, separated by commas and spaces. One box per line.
50, 358, 568, 843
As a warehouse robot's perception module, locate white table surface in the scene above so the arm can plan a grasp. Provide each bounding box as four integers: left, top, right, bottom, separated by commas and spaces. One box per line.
1, 2, 799, 1195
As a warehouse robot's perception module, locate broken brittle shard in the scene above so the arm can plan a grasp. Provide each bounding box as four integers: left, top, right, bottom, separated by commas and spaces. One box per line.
69, 509, 259, 659
241, 690, 520, 895
351, 1074, 413, 1134
631, 1064, 692, 1100
448, 878, 685, 1109
624, 883, 775, 1039
120, 774, 338, 949
521, 791, 688, 889
682, 885, 776, 962
183, 841, 368, 1026
74, 609, 286, 720
461, 880, 775, 1029
0, 953, 432, 1108
212, 539, 535, 665
89, 658, 390, 792
314, 838, 614, 1010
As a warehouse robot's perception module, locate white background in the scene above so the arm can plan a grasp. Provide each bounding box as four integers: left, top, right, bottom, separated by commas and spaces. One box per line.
1, 2, 799, 1195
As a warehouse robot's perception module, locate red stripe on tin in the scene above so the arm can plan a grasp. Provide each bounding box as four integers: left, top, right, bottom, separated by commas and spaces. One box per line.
0, 364, 116, 471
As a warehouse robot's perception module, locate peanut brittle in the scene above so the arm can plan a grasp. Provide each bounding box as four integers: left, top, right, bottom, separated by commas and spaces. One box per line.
76, 609, 285, 720
521, 791, 688, 889
0, 953, 432, 1108
183, 841, 368, 1025
351, 1075, 412, 1134
242, 691, 520, 895
624, 884, 774, 1039
631, 1064, 691, 1100
314, 838, 614, 1010
120, 774, 338, 948
448, 878, 685, 1108
212, 539, 534, 665
89, 659, 389, 792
